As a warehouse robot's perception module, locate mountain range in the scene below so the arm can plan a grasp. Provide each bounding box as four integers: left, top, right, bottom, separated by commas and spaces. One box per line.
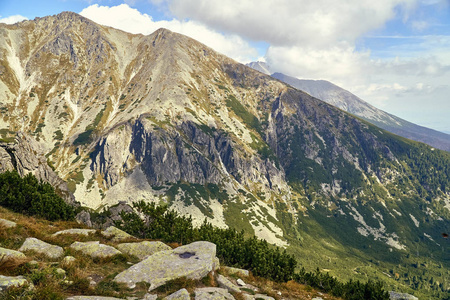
247, 61, 450, 152
0, 12, 449, 299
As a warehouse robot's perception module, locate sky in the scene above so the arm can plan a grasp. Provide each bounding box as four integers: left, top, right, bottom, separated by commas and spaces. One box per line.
1, 0, 449, 133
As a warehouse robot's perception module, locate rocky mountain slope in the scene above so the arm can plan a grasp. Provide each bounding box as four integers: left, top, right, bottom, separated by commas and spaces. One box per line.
247, 62, 450, 152
0, 12, 449, 299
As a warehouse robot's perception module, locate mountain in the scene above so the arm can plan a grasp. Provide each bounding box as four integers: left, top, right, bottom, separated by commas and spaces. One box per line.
0, 12, 449, 298
246, 62, 450, 152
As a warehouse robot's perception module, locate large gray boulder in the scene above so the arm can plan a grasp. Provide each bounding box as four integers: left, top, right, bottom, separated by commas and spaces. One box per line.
389, 291, 419, 300
0, 218, 17, 228
222, 266, 249, 277
194, 287, 235, 300
114, 241, 216, 290
0, 247, 26, 260
116, 241, 171, 260
19, 237, 64, 260
69, 241, 122, 259
66, 297, 125, 300
164, 288, 190, 300
0, 275, 31, 291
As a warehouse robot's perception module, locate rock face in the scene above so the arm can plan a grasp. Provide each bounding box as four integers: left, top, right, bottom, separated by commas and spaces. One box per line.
69, 241, 122, 259
114, 241, 216, 290
18, 237, 64, 260
116, 241, 171, 260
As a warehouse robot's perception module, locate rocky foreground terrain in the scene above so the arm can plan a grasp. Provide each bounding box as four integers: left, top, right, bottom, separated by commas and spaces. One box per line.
0, 209, 338, 300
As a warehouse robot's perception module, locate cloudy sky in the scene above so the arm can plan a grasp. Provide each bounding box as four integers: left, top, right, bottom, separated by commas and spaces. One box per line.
1, 0, 449, 133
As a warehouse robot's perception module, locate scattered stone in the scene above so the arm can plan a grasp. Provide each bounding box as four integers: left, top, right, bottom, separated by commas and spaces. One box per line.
164, 288, 190, 300
55, 268, 66, 278
0, 275, 30, 291
116, 241, 171, 260
0, 218, 17, 228
0, 247, 26, 260
19, 237, 64, 260
222, 266, 249, 277
195, 287, 235, 300
236, 279, 246, 286
312, 297, 323, 300
61, 256, 76, 266
66, 297, 125, 300
389, 291, 419, 300
242, 295, 274, 300
69, 241, 122, 259
102, 226, 135, 242
114, 241, 216, 291
28, 260, 39, 268
143, 294, 158, 300
52, 228, 96, 237
217, 274, 240, 294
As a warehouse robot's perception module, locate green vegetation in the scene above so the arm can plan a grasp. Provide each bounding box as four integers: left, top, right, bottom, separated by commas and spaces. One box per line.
0, 170, 74, 221
225, 94, 262, 134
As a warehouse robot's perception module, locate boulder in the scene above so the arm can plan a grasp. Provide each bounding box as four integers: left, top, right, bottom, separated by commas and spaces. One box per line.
222, 266, 249, 277
19, 237, 64, 260
236, 279, 246, 286
164, 288, 190, 300
114, 241, 216, 290
0, 247, 26, 260
389, 291, 419, 300
116, 241, 171, 260
101, 226, 135, 242
217, 275, 241, 294
52, 229, 96, 237
0, 218, 17, 228
61, 256, 77, 266
243, 295, 274, 300
195, 287, 235, 300
0, 275, 30, 291
69, 241, 122, 259
143, 294, 158, 300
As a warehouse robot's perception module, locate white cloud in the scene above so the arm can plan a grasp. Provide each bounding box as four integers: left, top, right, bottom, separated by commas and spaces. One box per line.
0, 15, 28, 24
164, 0, 416, 47
79, 4, 258, 63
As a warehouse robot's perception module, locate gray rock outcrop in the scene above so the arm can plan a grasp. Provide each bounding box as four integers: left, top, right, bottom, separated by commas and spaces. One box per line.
66, 297, 125, 300
217, 274, 241, 294
0, 275, 31, 292
0, 218, 17, 228
222, 266, 249, 277
18, 237, 64, 260
52, 229, 96, 237
164, 288, 190, 300
0, 247, 26, 260
116, 241, 171, 260
69, 241, 122, 259
194, 287, 235, 300
389, 291, 419, 300
114, 241, 216, 290
101, 226, 134, 242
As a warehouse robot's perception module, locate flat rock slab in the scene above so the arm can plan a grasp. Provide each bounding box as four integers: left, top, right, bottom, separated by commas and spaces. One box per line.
52, 229, 96, 237
389, 291, 418, 300
0, 275, 30, 291
114, 241, 216, 291
66, 297, 125, 300
195, 287, 235, 300
19, 237, 64, 260
222, 266, 249, 277
164, 288, 190, 300
217, 274, 240, 294
0, 218, 17, 228
116, 241, 171, 260
101, 226, 135, 242
0, 247, 26, 260
70, 241, 122, 259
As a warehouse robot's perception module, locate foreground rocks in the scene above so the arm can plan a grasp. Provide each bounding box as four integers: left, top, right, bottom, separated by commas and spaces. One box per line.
69, 241, 122, 259
19, 237, 64, 260
114, 241, 217, 290
116, 241, 171, 260
0, 275, 31, 292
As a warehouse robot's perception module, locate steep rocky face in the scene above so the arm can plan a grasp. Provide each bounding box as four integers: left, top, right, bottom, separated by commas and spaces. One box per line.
0, 13, 449, 298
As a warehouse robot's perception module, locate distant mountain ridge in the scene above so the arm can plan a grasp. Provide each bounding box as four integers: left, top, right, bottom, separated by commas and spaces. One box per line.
247, 61, 450, 152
